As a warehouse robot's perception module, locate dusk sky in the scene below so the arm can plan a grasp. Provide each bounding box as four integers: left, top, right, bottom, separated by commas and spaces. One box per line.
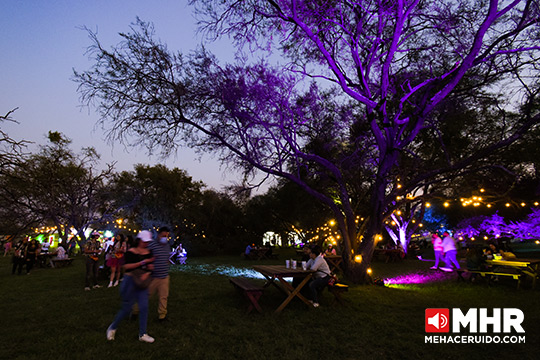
0, 0, 250, 191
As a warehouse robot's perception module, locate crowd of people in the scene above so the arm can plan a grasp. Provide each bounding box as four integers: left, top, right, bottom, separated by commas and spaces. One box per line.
74, 227, 176, 343
3, 227, 186, 344
6, 236, 64, 275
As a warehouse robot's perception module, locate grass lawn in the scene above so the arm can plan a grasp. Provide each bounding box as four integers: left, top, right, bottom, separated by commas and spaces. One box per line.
1, 249, 539, 360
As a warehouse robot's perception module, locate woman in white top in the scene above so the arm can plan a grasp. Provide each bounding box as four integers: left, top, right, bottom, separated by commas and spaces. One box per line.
306, 246, 331, 307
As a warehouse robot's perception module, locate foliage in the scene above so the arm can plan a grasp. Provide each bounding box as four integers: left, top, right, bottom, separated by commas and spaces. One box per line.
455, 209, 540, 240
108, 164, 203, 237
74, 1, 540, 282
187, 189, 248, 255
0, 108, 28, 175
0, 131, 114, 242
243, 179, 334, 245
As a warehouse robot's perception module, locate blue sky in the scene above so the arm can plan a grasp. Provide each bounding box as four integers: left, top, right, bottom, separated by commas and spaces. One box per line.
0, 0, 245, 190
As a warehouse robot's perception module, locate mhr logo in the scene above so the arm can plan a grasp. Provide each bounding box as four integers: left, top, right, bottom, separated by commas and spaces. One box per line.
425, 308, 525, 333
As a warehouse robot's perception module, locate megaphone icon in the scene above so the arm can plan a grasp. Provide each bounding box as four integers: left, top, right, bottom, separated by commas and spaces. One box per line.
428, 312, 448, 329
428, 313, 440, 329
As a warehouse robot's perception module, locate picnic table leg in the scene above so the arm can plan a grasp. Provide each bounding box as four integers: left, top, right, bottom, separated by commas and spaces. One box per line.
274, 274, 313, 314
261, 274, 288, 295
532, 264, 538, 289
245, 291, 263, 314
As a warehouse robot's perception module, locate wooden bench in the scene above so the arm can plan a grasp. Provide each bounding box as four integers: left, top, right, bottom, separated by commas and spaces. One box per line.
327, 283, 349, 306
457, 269, 522, 289
51, 258, 74, 268
229, 277, 264, 314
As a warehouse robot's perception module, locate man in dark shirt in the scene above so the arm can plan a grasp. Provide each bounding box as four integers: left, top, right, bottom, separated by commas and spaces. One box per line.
84, 232, 102, 290
12, 238, 28, 275
25, 239, 40, 274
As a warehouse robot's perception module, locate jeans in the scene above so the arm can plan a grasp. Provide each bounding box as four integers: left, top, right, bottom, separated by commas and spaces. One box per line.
434, 250, 444, 268
85, 258, 99, 287
12, 256, 24, 274
109, 275, 149, 337
445, 250, 461, 270
309, 275, 330, 303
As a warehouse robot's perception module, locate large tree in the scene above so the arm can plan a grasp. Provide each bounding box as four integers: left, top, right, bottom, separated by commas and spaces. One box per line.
0, 132, 114, 245
108, 164, 204, 236
0, 110, 31, 236
75, 1, 540, 282
0, 109, 28, 175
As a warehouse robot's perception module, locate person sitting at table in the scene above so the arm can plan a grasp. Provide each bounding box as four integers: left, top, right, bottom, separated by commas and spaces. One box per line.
484, 242, 502, 260
465, 246, 485, 282
305, 245, 331, 308
264, 242, 273, 258
300, 245, 312, 262
325, 244, 336, 256
40, 241, 50, 254
54, 244, 67, 260
244, 243, 255, 259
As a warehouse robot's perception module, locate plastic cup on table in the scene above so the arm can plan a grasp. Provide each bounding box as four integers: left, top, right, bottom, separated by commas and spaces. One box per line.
302, 261, 307, 270
292, 260, 297, 269
285, 260, 290, 268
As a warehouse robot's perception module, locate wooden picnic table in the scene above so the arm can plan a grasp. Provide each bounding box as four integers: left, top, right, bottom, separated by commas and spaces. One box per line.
253, 265, 314, 313
37, 253, 55, 268
485, 258, 540, 289
248, 248, 270, 260
324, 255, 343, 273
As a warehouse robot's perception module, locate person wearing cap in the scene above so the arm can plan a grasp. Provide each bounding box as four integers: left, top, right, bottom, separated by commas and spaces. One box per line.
107, 230, 156, 343
84, 232, 102, 290
132, 227, 172, 322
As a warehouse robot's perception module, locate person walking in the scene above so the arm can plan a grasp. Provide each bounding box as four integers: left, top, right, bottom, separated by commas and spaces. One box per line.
12, 238, 28, 275
84, 232, 102, 290
107, 234, 127, 288
148, 227, 172, 321
4, 239, 13, 256
430, 233, 444, 270
132, 227, 172, 322
107, 230, 155, 343
442, 231, 461, 270
25, 239, 40, 274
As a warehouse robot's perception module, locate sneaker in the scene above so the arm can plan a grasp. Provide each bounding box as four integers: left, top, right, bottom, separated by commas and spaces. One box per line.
113, 280, 119, 287
312, 302, 320, 308
93, 284, 102, 289
108, 282, 113, 288
430, 266, 437, 269
84, 287, 91, 291
139, 334, 155, 343
106, 328, 116, 341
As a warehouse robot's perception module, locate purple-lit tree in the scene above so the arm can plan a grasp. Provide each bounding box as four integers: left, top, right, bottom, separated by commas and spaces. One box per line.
507, 208, 540, 239
75, 1, 540, 282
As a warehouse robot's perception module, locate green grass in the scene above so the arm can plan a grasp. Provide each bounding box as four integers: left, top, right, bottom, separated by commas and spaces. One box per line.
1, 250, 539, 360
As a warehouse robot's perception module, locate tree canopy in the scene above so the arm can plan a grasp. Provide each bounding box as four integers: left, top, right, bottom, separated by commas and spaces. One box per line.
74, 1, 540, 282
